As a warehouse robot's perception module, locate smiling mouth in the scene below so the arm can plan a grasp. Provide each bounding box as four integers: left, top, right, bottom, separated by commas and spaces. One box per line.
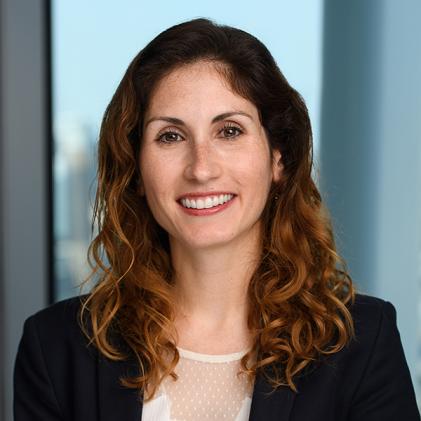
179, 194, 235, 209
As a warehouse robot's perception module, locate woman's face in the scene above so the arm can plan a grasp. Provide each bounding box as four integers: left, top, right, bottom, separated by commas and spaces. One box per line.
139, 61, 282, 251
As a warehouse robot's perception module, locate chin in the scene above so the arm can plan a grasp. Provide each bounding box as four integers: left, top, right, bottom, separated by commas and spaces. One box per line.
181, 232, 236, 250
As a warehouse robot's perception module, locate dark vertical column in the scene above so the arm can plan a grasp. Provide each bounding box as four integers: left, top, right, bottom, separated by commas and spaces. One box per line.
0, 0, 49, 419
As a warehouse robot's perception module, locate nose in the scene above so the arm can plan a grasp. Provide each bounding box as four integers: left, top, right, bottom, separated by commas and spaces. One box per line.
183, 141, 222, 182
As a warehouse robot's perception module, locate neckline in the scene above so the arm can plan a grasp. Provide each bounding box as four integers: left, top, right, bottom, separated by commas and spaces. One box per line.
176, 346, 252, 363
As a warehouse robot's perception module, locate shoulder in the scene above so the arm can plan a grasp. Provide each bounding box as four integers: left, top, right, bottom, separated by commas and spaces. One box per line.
347, 292, 398, 344
20, 294, 92, 356
28, 294, 87, 324
349, 291, 395, 314
299, 292, 400, 383
15, 295, 99, 417
25, 294, 88, 331
327, 292, 412, 398
334, 296, 418, 417
16, 294, 97, 393
348, 291, 396, 322
294, 292, 419, 417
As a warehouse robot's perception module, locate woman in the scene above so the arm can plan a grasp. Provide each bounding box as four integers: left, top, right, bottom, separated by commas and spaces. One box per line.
14, 18, 419, 420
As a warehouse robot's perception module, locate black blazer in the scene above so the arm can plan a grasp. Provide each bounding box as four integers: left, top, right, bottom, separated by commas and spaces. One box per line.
14, 293, 420, 420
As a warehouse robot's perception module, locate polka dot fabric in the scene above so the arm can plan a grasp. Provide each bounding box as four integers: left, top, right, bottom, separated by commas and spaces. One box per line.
142, 347, 255, 421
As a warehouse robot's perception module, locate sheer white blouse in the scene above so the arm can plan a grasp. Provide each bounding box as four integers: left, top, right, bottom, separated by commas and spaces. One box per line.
141, 346, 254, 421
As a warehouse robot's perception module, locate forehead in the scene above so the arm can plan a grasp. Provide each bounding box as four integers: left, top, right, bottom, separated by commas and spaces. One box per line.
145, 61, 259, 119
154, 60, 230, 92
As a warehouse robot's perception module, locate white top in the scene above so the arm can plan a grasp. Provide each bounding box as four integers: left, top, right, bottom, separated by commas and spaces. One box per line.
141, 346, 255, 421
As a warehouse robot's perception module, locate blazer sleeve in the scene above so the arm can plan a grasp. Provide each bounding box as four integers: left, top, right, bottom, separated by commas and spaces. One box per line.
349, 300, 420, 420
14, 315, 64, 421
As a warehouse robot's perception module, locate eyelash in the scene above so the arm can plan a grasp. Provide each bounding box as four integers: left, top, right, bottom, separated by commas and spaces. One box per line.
156, 122, 244, 144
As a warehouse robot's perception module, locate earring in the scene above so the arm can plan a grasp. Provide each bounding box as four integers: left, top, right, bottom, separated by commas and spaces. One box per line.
274, 194, 279, 200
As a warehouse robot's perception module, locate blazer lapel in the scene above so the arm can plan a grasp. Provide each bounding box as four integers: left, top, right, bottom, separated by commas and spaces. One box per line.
97, 354, 143, 421
248, 370, 298, 421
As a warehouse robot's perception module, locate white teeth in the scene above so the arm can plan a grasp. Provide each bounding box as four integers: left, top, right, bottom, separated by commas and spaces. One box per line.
180, 194, 234, 209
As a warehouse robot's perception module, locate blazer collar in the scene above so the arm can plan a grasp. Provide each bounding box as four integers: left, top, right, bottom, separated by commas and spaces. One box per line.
97, 353, 299, 421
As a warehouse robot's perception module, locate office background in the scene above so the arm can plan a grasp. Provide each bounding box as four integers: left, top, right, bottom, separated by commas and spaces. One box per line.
1, 0, 420, 419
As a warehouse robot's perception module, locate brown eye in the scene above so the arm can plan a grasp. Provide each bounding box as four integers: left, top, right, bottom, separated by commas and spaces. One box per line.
156, 130, 183, 144
220, 123, 243, 139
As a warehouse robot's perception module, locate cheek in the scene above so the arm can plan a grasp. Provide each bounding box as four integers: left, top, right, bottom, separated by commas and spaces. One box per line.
140, 150, 168, 191
235, 149, 273, 190
139, 155, 180, 219
141, 171, 167, 200
139, 158, 162, 199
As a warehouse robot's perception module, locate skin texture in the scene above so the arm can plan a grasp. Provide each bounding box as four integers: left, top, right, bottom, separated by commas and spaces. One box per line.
139, 61, 282, 353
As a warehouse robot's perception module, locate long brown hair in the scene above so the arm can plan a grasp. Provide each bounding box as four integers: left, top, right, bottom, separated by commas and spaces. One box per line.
79, 17, 356, 401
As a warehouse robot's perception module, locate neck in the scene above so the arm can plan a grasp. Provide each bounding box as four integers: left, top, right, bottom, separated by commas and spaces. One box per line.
169, 224, 262, 341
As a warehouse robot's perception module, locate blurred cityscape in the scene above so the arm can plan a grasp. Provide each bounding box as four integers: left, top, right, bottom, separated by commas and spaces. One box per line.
53, 115, 97, 300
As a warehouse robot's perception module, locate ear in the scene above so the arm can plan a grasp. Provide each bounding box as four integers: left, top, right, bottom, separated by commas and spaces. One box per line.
271, 149, 283, 183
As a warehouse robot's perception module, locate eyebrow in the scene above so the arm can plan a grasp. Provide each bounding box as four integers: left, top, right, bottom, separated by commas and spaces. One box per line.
144, 111, 253, 128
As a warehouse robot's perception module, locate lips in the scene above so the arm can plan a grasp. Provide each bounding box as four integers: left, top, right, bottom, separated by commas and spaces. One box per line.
177, 194, 236, 216
176, 191, 236, 201
180, 194, 234, 209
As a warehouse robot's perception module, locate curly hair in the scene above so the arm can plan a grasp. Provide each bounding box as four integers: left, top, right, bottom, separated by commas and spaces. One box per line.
79, 17, 356, 401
